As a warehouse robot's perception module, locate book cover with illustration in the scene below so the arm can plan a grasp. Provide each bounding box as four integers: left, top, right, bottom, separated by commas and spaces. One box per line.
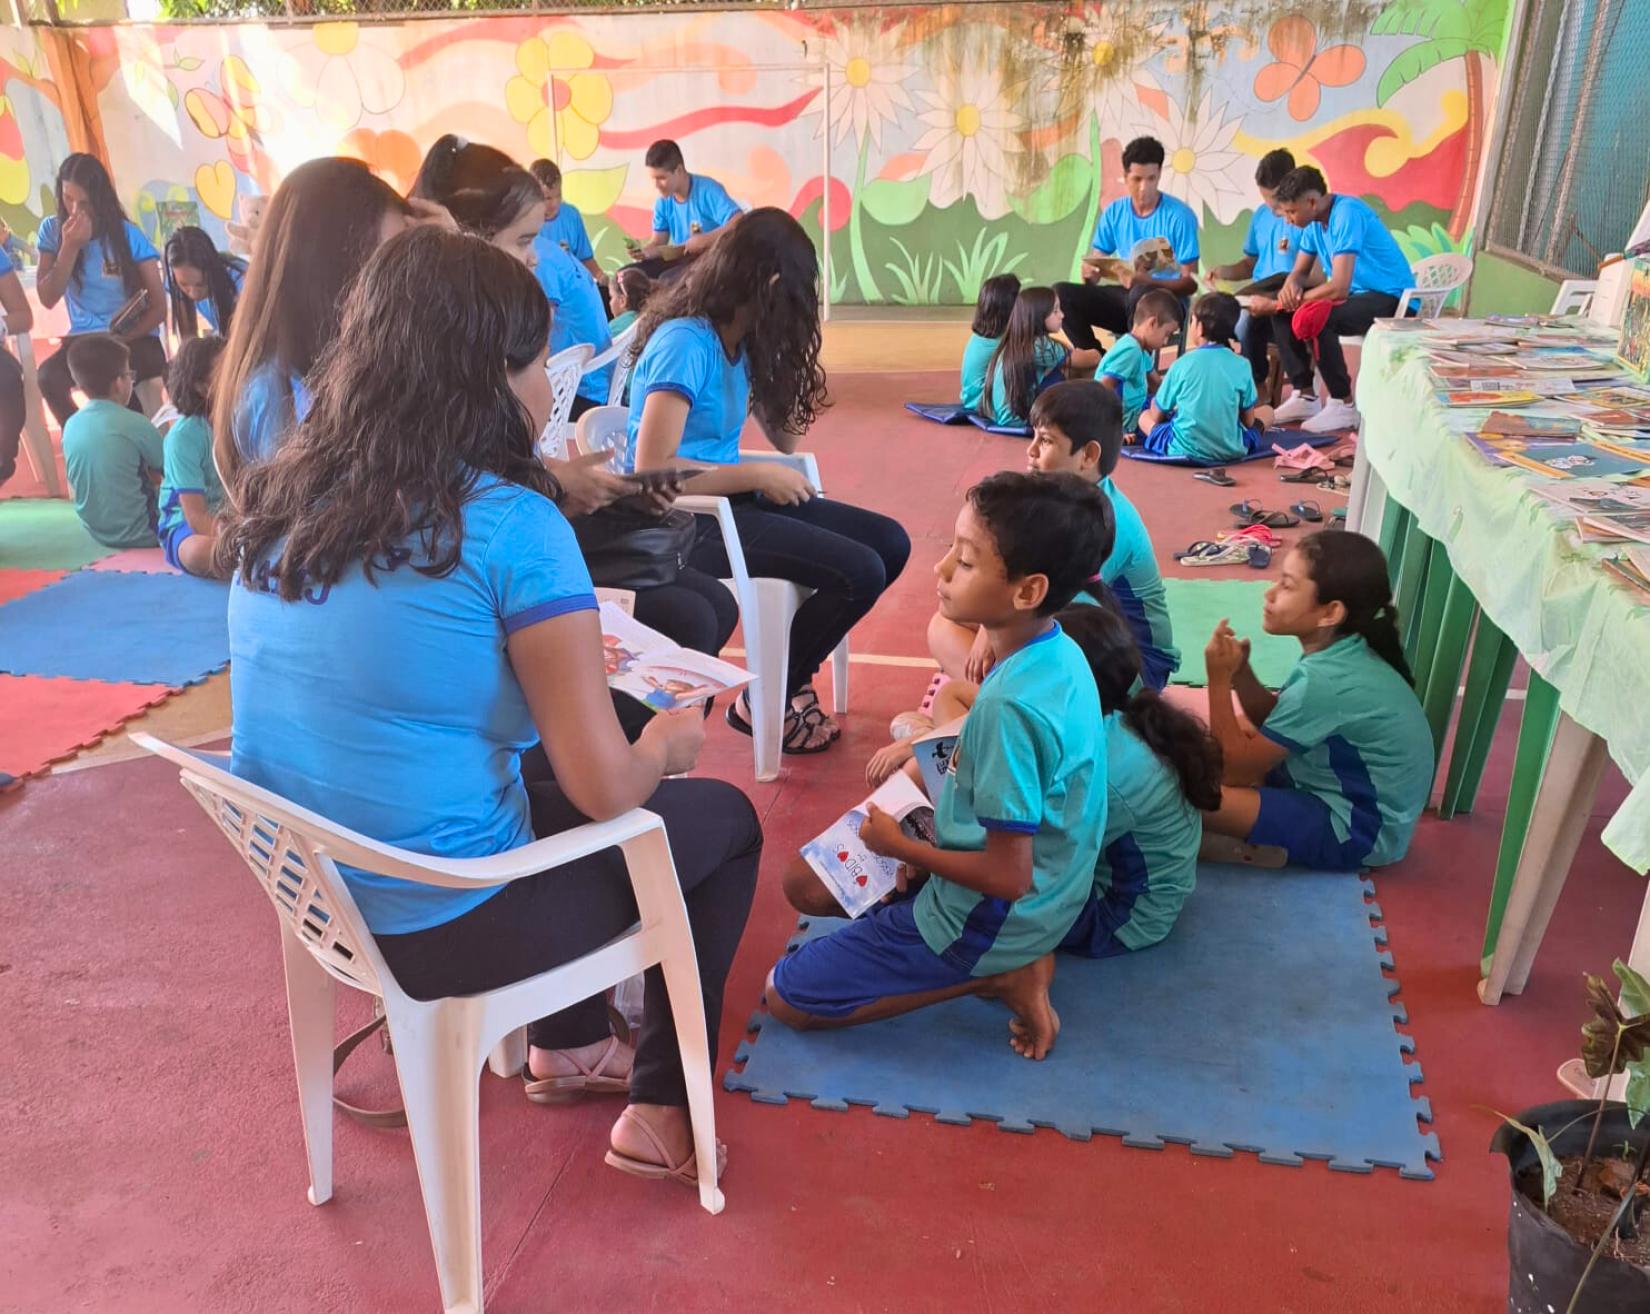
598, 601, 751, 710
1617, 257, 1650, 382
799, 774, 936, 918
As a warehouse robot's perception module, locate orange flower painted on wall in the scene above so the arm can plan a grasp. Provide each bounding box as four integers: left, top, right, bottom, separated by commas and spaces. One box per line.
338, 127, 423, 195
505, 31, 613, 162
1253, 15, 1365, 122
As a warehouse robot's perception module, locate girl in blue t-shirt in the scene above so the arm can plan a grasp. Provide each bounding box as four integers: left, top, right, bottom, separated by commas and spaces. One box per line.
959, 272, 1018, 411
627, 208, 911, 755
1201, 531, 1432, 871
163, 225, 247, 339
980, 286, 1071, 429
35, 154, 167, 425
221, 225, 760, 1189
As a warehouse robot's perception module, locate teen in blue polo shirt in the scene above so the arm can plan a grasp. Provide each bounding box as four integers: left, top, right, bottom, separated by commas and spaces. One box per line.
636, 139, 742, 263
528, 158, 609, 294
1139, 293, 1272, 464
35, 154, 167, 426
768, 472, 1111, 1061
1270, 165, 1413, 435
163, 225, 247, 338
1054, 136, 1199, 356
1205, 149, 1303, 390
537, 237, 613, 412
1201, 532, 1432, 870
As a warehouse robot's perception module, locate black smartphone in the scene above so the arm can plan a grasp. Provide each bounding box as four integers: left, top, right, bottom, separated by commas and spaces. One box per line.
622, 467, 700, 493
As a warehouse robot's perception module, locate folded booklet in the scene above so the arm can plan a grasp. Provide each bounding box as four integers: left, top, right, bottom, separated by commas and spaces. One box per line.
598, 601, 752, 711
910, 716, 965, 803
800, 773, 936, 918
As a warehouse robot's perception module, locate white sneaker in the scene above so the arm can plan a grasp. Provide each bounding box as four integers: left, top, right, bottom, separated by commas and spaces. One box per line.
1273, 392, 1321, 424
1303, 398, 1361, 433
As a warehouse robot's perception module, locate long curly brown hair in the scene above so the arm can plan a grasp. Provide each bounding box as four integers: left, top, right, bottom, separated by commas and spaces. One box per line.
216, 226, 556, 599
630, 207, 829, 436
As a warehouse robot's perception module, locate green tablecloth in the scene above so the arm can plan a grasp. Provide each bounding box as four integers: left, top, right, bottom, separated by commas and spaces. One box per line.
1358, 324, 1650, 873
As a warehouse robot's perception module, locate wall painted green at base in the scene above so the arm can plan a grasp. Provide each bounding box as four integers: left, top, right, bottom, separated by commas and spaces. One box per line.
1467, 251, 1560, 316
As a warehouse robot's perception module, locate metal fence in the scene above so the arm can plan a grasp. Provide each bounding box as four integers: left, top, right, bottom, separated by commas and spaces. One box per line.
20, 0, 974, 22
1483, 0, 1650, 280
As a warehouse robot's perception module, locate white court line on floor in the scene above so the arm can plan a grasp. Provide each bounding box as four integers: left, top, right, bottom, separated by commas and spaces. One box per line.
723, 648, 938, 669
52, 725, 233, 775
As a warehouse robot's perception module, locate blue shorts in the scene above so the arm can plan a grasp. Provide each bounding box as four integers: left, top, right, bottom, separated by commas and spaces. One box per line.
1056, 887, 1133, 959
1246, 777, 1369, 871
769, 897, 973, 1020
160, 521, 194, 571
1140, 419, 1265, 461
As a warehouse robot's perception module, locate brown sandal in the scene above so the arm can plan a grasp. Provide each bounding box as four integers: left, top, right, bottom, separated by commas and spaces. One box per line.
522, 1035, 632, 1104
724, 688, 840, 755
603, 1105, 727, 1187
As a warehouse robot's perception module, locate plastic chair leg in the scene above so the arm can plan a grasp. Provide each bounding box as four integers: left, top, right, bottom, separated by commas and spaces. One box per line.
750, 579, 799, 783
1479, 672, 1560, 975
1393, 518, 1431, 667
828, 639, 850, 716
487, 1029, 526, 1079
1420, 571, 1476, 784
1409, 538, 1455, 712
1438, 614, 1516, 819
392, 1001, 486, 1314
281, 926, 338, 1208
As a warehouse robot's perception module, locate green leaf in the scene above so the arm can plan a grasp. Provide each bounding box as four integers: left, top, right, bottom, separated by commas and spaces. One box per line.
1007, 153, 1091, 227
1500, 1113, 1562, 1207
1625, 1057, 1650, 1129
1615, 959, 1650, 1018
859, 175, 929, 229
1375, 38, 1471, 106
174, 55, 203, 71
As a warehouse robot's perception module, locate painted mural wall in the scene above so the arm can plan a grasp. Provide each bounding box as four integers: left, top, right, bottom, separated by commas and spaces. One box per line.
6, 2, 1505, 306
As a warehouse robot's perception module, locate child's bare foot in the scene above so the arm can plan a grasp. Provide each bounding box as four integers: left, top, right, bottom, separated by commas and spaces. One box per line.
982, 953, 1059, 1060
865, 739, 915, 787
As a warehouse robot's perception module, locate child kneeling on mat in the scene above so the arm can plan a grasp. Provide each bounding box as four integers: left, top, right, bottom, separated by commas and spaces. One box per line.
1138, 292, 1273, 464
766, 472, 1111, 1060
1056, 604, 1222, 954
156, 336, 229, 578
1200, 531, 1432, 870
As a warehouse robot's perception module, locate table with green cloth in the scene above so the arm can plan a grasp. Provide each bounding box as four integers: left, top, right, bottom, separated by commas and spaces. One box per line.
1355, 319, 1650, 1033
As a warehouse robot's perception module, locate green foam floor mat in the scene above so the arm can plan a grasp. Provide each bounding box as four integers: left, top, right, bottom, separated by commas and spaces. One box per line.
0, 500, 113, 572
1165, 578, 1299, 688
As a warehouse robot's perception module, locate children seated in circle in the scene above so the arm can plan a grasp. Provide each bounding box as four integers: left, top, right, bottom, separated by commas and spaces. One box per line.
60, 333, 164, 549
767, 471, 1113, 1061
156, 335, 229, 577
1199, 532, 1432, 871
979, 285, 1068, 430
1137, 292, 1274, 463
1098, 288, 1183, 438
960, 273, 1019, 413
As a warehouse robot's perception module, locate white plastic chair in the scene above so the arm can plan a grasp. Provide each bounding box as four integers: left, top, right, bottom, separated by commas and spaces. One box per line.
1551, 279, 1598, 317
130, 731, 724, 1314
1394, 252, 1474, 319
580, 319, 640, 406
574, 402, 629, 467
537, 343, 593, 463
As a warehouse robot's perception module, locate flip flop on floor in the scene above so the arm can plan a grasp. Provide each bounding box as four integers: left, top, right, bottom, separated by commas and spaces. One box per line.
1290, 499, 1324, 522
1194, 467, 1236, 487
1278, 467, 1320, 484
1234, 507, 1300, 529
604, 1106, 728, 1188
1316, 473, 1351, 493
523, 1035, 631, 1104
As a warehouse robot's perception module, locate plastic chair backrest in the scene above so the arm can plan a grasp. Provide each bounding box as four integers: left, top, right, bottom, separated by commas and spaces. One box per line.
575, 404, 629, 470
1409, 253, 1474, 292
606, 321, 640, 405
539, 344, 594, 461
1551, 279, 1598, 317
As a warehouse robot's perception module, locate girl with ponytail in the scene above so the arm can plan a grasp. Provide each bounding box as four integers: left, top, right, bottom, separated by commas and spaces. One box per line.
1200, 531, 1433, 871
1056, 604, 1222, 954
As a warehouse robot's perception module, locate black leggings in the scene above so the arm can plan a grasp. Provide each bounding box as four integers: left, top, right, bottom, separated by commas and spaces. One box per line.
0, 349, 24, 486
375, 775, 761, 1108
1270, 293, 1398, 400
612, 567, 740, 740
38, 332, 167, 425
687, 494, 910, 701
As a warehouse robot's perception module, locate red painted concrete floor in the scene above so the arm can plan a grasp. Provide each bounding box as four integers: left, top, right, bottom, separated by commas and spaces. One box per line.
4, 370, 1641, 1313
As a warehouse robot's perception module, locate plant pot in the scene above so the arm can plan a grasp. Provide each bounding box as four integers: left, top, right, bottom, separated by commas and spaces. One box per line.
1491, 1099, 1650, 1313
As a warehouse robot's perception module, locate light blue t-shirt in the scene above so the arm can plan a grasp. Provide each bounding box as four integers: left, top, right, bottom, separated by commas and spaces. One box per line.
1259, 634, 1432, 868
1099, 332, 1152, 433
535, 236, 612, 403
1244, 206, 1303, 281
1298, 196, 1413, 300
959, 332, 998, 410
228, 475, 598, 935
651, 174, 741, 246
233, 363, 312, 465
539, 204, 594, 263
0, 246, 13, 277
61, 399, 164, 548
1154, 344, 1258, 464
37, 216, 160, 336
185, 259, 246, 334
1099, 475, 1179, 687
157, 413, 225, 538
914, 624, 1107, 977
1092, 194, 1200, 277
986, 336, 1066, 428
623, 315, 749, 470
1091, 712, 1202, 950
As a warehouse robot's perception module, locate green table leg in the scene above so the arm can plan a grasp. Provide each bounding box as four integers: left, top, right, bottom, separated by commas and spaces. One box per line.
1394, 517, 1432, 665
1480, 672, 1560, 974
1378, 498, 1411, 587
1419, 569, 1476, 780
1409, 538, 1455, 699
1438, 614, 1517, 819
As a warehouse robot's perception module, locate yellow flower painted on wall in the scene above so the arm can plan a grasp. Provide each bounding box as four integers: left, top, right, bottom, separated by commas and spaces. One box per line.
505, 31, 613, 162
281, 22, 406, 136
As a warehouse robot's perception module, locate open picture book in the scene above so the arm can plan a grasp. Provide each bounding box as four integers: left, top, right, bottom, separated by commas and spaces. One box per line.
799, 773, 936, 919
598, 600, 752, 711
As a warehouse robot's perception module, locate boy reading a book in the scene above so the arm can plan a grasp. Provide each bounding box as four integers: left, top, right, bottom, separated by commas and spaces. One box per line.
766, 472, 1110, 1060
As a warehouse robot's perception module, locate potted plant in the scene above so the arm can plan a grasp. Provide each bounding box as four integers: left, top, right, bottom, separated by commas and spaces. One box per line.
1491, 960, 1650, 1313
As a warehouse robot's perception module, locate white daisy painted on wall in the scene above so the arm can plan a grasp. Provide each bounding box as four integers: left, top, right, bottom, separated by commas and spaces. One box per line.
1151, 92, 1248, 225
280, 22, 405, 137
814, 19, 916, 150
914, 50, 1027, 221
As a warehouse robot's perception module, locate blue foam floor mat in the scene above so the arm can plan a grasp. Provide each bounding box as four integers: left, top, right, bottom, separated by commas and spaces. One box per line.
0, 569, 230, 686
728, 863, 1440, 1179
1119, 429, 1340, 466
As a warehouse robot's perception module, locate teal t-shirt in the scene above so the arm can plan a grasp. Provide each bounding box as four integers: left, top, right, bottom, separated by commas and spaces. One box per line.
1258, 634, 1433, 867
914, 623, 1107, 976
1155, 344, 1258, 463
1099, 332, 1151, 433
1099, 475, 1179, 687
157, 414, 225, 538
959, 332, 999, 410
609, 309, 638, 337
1093, 713, 1201, 950
986, 337, 1066, 428
61, 399, 165, 549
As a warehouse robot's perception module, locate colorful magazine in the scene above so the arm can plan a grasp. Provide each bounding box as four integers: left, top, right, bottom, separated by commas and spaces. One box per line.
598, 601, 752, 710
799, 773, 936, 918
1479, 411, 1583, 439
1440, 389, 1539, 408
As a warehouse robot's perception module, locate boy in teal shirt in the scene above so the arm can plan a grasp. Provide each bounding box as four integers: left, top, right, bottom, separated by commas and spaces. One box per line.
1139, 292, 1273, 464
1026, 380, 1180, 687
61, 334, 164, 549
156, 336, 228, 577
1098, 287, 1182, 436
768, 471, 1111, 1060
